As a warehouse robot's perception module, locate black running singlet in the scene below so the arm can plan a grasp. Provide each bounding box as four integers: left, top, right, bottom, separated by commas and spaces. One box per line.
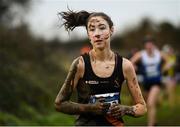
75, 52, 125, 126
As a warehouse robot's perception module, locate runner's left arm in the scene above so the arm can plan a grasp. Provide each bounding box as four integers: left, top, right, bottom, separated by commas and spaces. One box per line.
109, 58, 147, 118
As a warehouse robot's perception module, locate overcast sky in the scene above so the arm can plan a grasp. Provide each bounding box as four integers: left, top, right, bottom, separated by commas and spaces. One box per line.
24, 0, 180, 41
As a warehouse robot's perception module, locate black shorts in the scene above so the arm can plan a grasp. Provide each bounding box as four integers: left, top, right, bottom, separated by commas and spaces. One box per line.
75, 114, 123, 126
142, 81, 163, 92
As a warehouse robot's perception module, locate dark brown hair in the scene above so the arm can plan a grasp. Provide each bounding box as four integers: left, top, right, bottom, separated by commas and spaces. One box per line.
142, 35, 156, 44
58, 9, 113, 32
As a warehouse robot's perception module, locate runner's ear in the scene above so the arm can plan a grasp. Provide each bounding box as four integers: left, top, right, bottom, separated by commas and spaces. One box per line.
110, 26, 114, 36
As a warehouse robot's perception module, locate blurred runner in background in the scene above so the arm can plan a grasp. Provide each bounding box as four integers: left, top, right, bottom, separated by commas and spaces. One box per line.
131, 35, 169, 126
162, 44, 177, 108
80, 44, 91, 54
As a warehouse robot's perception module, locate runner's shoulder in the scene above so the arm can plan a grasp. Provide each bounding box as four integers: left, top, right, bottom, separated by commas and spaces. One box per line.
72, 56, 85, 77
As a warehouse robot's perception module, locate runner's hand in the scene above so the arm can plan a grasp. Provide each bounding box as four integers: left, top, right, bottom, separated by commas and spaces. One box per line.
109, 104, 135, 118
90, 98, 110, 115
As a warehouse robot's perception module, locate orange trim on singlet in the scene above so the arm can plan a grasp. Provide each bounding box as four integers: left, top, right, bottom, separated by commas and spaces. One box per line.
105, 115, 124, 127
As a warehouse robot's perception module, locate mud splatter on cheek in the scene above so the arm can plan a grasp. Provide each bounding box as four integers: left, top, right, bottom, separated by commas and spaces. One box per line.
102, 32, 110, 47
102, 32, 110, 40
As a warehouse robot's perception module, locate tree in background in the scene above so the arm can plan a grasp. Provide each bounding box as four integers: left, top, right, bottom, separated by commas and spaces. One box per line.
0, 0, 31, 25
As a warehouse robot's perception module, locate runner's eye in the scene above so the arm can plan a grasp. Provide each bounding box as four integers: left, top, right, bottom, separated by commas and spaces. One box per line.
89, 28, 95, 31
89, 26, 95, 31
99, 26, 106, 30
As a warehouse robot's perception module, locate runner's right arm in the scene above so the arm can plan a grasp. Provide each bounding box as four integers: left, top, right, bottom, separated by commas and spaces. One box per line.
54, 57, 109, 115
130, 51, 141, 71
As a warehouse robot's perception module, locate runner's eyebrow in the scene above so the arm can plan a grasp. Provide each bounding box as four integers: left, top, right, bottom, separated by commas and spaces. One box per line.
88, 23, 106, 28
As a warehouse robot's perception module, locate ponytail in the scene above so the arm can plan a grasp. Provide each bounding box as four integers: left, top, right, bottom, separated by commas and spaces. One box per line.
59, 9, 91, 31
59, 9, 114, 32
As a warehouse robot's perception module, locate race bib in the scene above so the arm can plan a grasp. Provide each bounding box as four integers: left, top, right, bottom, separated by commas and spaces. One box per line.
146, 65, 159, 77
89, 92, 120, 105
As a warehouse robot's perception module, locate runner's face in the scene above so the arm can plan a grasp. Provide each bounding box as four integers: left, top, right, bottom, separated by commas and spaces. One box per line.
87, 16, 113, 50
144, 41, 154, 51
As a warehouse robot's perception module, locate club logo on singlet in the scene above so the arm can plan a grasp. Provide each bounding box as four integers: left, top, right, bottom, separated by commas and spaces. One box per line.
100, 81, 109, 84
114, 79, 121, 88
